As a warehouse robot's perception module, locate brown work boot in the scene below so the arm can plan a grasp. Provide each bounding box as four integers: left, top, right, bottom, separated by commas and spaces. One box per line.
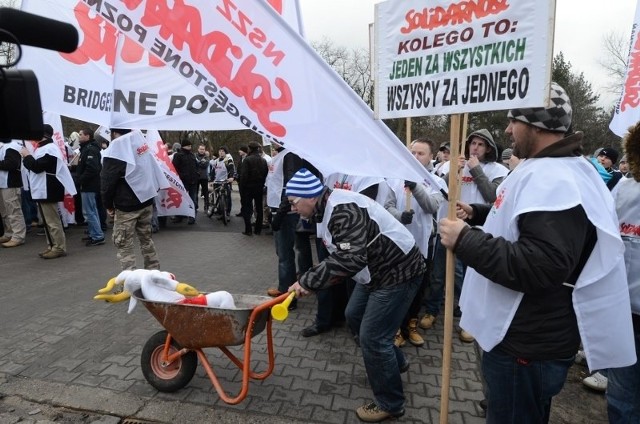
0, 236, 10, 244
41, 249, 67, 259
407, 318, 425, 346
267, 287, 283, 297
2, 239, 24, 248
419, 313, 436, 329
356, 402, 404, 422
393, 329, 406, 348
459, 329, 475, 343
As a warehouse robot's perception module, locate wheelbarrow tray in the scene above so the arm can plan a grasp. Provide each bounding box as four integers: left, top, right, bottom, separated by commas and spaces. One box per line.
132, 289, 272, 349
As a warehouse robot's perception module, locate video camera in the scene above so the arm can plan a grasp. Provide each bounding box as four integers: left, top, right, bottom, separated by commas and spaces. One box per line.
0, 7, 78, 140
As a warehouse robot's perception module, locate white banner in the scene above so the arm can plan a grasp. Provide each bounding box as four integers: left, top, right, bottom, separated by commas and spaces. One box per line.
374, 0, 555, 118
20, 0, 303, 130
145, 130, 196, 218
81, 0, 441, 187
610, 1, 640, 136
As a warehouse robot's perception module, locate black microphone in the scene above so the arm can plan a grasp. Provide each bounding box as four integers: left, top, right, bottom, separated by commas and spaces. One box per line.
0, 8, 78, 53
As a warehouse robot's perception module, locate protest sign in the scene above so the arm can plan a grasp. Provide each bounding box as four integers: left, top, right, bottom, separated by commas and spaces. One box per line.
374, 0, 555, 118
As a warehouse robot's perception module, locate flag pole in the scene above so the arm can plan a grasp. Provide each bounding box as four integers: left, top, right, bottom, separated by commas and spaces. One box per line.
439, 113, 466, 424
405, 117, 413, 209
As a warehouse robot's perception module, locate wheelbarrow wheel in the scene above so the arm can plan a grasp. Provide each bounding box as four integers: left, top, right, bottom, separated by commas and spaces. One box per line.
141, 330, 197, 393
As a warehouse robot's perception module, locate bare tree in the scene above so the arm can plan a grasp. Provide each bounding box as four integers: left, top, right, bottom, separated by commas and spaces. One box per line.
311, 37, 374, 108
0, 0, 21, 66
598, 31, 631, 95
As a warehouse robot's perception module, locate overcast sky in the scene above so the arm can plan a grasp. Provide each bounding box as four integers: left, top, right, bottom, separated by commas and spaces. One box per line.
299, 0, 637, 108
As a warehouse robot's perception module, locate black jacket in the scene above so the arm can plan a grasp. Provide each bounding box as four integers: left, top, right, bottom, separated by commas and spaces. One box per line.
454, 133, 596, 360
172, 149, 199, 186
0, 146, 23, 188
23, 138, 65, 202
238, 151, 268, 189
195, 153, 209, 181
101, 157, 153, 212
76, 140, 102, 193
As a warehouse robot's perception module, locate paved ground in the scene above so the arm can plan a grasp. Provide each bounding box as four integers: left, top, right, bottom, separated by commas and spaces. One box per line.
0, 191, 608, 423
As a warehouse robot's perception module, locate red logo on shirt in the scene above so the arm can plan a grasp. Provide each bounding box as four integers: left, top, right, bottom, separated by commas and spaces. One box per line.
620, 222, 640, 236
136, 143, 149, 156
493, 188, 505, 210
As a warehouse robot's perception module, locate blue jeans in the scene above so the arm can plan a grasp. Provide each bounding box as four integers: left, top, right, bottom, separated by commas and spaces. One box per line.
81, 192, 103, 240
607, 317, 640, 423
274, 213, 299, 303
423, 235, 464, 316
345, 276, 421, 414
482, 348, 573, 424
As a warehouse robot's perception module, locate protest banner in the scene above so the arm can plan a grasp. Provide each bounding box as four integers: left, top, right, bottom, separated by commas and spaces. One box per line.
146, 130, 196, 218
19, 0, 303, 130
374, 0, 555, 119
610, 1, 640, 136
78, 0, 441, 189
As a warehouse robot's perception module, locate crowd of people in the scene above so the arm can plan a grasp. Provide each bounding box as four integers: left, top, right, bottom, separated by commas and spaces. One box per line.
0, 81, 638, 423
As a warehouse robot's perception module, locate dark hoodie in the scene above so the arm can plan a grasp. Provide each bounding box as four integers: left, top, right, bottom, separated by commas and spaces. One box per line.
465, 128, 499, 162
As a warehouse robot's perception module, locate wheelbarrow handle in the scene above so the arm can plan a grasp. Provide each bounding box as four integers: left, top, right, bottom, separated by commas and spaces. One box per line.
271, 292, 296, 321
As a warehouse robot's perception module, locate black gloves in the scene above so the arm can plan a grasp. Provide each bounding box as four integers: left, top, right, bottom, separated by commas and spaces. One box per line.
271, 212, 283, 232
400, 210, 414, 225
404, 180, 417, 190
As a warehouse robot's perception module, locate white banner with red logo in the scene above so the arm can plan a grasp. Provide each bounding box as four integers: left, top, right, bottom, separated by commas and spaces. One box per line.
374, 0, 555, 118
145, 130, 196, 218
20, 0, 302, 130
610, 1, 640, 136
75, 0, 442, 187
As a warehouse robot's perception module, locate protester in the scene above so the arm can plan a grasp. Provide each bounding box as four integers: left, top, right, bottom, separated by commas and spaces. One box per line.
0, 138, 27, 247
618, 154, 630, 178
438, 82, 635, 423
288, 169, 426, 423
75, 128, 104, 246
209, 146, 235, 217
21, 124, 76, 259
172, 139, 199, 225
384, 137, 444, 347
238, 141, 268, 236
195, 144, 210, 213
597, 147, 623, 190
101, 129, 166, 270
606, 123, 640, 422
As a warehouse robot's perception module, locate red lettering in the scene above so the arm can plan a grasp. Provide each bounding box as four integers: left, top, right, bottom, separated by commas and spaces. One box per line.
133, 0, 291, 137
136, 143, 150, 156
621, 33, 640, 112
62, 1, 162, 68
620, 222, 640, 237
400, 0, 509, 35
161, 187, 183, 209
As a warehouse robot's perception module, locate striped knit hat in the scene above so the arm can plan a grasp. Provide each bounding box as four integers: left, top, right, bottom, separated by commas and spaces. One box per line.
286, 168, 324, 198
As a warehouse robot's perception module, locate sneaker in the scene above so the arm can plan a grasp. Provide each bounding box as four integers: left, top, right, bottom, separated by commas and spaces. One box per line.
356, 402, 404, 423
2, 239, 24, 248
574, 350, 587, 365
267, 287, 284, 297
81, 236, 92, 241
583, 372, 607, 392
86, 238, 105, 247
407, 318, 425, 346
301, 324, 329, 338
459, 329, 475, 343
394, 329, 406, 348
419, 313, 436, 329
41, 249, 67, 259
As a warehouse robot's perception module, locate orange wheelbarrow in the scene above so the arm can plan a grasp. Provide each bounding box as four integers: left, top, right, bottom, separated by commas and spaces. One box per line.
132, 289, 291, 405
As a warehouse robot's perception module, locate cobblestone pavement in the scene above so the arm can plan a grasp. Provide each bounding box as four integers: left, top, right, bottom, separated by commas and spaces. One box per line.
0, 193, 607, 423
